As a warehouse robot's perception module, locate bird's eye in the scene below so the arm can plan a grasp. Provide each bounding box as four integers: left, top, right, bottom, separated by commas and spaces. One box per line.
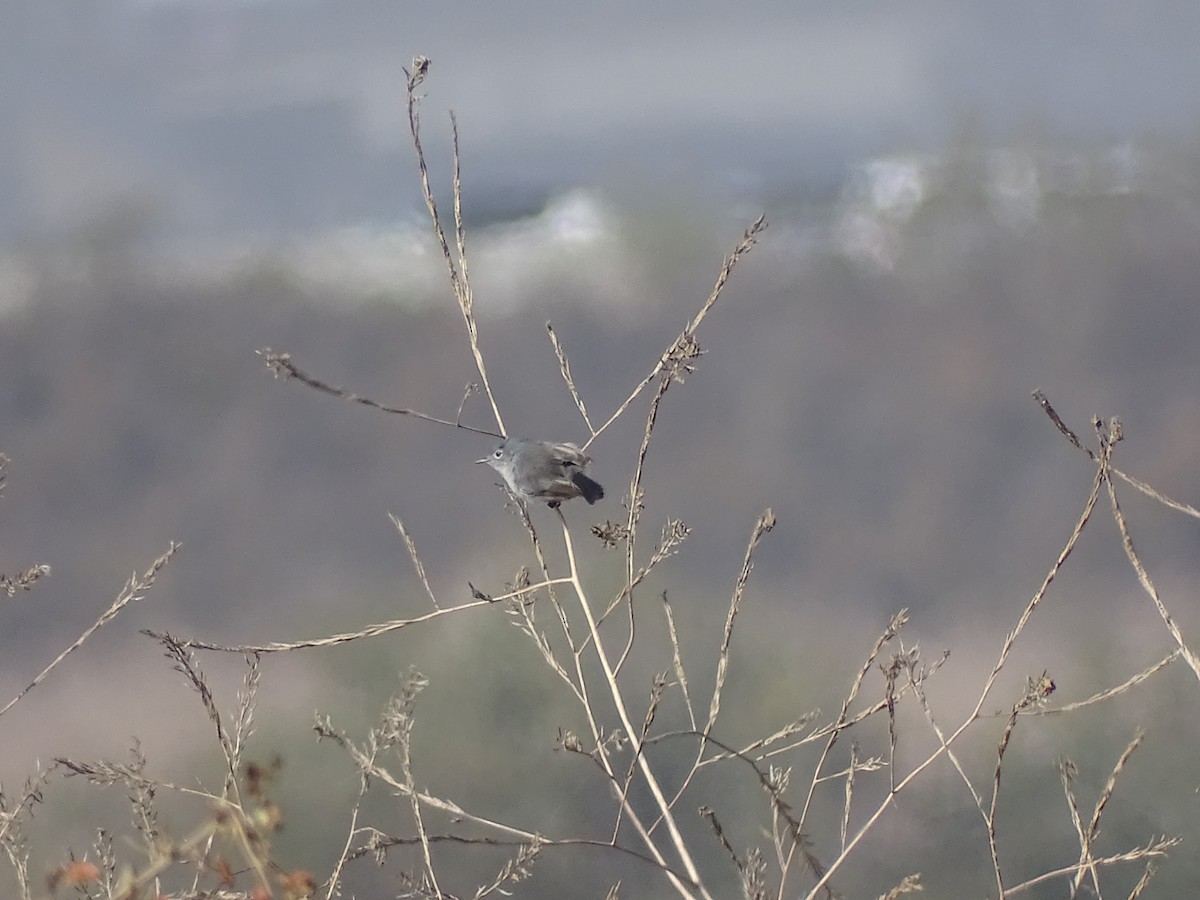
493, 448, 503, 458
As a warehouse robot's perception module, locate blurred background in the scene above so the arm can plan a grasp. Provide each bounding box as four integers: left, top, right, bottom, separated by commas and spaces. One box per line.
2, 1, 1200, 897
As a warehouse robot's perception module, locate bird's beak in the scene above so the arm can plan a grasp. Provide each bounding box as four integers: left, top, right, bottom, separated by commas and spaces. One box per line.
475, 457, 488, 465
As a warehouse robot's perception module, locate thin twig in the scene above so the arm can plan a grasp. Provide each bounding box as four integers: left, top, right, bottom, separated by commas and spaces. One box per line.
1003, 837, 1179, 895
0, 543, 179, 719
1070, 731, 1145, 898
582, 215, 767, 453
611, 375, 670, 678
405, 59, 505, 437
986, 675, 1057, 897
1034, 391, 1200, 520
341, 830, 692, 883
547, 321, 594, 434
455, 382, 478, 426
142, 580, 571, 653
1102, 434, 1200, 682
153, 632, 240, 799
661, 592, 697, 733
1032, 652, 1178, 715
257, 349, 500, 438
705, 510, 776, 736
391, 515, 440, 610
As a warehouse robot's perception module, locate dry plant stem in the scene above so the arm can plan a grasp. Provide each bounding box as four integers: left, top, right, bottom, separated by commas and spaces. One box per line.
802, 456, 1108, 900
151, 579, 570, 652
56, 757, 248, 805
55, 750, 308, 895
613, 677, 668, 843
0, 765, 52, 849
455, 381, 479, 425
841, 742, 859, 851
1069, 731, 1144, 899
661, 592, 698, 733
474, 837, 543, 899
1034, 651, 1178, 714
705, 510, 776, 738
188, 652, 260, 894
780, 613, 906, 899
878, 874, 924, 899
516, 500, 578, 655
155, 633, 244, 808
325, 745, 381, 898
986, 694, 1029, 895
391, 514, 440, 610
317, 718, 543, 840
450, 113, 470, 306
558, 515, 709, 899
582, 215, 767, 453
595, 516, 689, 640
397, 699, 443, 898
707, 711, 818, 763
987, 674, 1060, 895
257, 349, 501, 438
0, 542, 179, 719
1059, 761, 1088, 883
1003, 837, 1179, 895
510, 594, 584, 702
1035, 390, 1200, 520
1103, 451, 1200, 682
40, 770, 277, 900
547, 321, 595, 434
1127, 862, 1158, 899
614, 379, 669, 676
231, 655, 261, 778
712, 700, 880, 764
908, 664, 986, 819
510, 500, 594, 706
645, 727, 832, 821
1041, 392, 1200, 674
405, 60, 505, 437
345, 830, 693, 882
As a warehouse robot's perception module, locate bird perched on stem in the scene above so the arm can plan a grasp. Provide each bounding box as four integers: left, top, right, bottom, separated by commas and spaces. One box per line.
477, 438, 604, 508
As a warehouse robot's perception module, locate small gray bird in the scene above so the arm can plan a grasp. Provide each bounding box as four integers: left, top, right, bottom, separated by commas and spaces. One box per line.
477, 438, 605, 508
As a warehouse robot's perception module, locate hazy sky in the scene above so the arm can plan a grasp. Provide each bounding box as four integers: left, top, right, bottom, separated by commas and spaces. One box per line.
5, 1, 1200, 238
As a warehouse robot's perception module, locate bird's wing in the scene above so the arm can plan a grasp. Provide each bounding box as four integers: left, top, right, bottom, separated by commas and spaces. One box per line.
547, 442, 590, 468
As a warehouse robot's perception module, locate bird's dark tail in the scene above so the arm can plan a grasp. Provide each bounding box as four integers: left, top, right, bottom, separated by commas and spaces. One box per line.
571, 472, 605, 504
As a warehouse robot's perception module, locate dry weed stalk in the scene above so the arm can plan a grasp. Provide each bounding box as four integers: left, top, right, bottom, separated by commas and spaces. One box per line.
0, 543, 179, 720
